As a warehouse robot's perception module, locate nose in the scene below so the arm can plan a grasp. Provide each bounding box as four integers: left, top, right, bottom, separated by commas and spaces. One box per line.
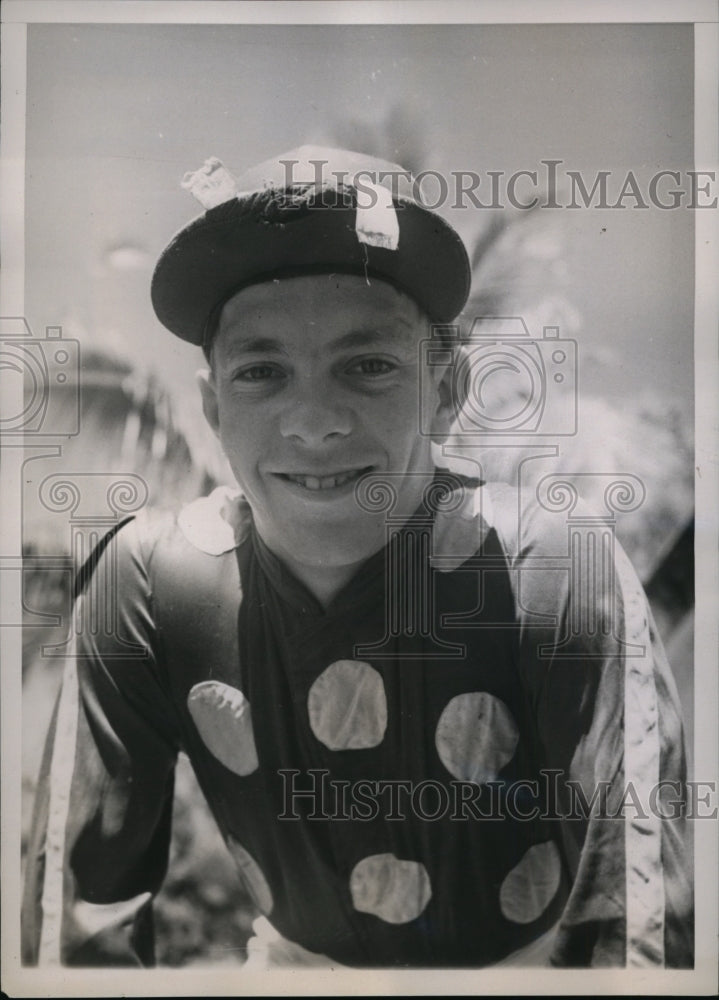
278, 378, 353, 445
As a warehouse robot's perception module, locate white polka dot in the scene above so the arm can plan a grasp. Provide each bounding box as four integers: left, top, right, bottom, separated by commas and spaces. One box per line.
188, 681, 258, 775
308, 660, 387, 750
350, 854, 431, 924
435, 692, 519, 784
227, 837, 273, 915
500, 841, 562, 924
178, 486, 247, 555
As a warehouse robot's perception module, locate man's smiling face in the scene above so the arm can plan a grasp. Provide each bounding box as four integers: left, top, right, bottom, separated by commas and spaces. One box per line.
199, 273, 451, 598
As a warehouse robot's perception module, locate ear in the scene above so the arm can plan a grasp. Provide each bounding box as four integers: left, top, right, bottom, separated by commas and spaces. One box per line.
196, 368, 220, 438
428, 358, 456, 442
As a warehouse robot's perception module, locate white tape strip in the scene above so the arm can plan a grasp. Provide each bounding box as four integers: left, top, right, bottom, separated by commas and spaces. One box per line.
355, 180, 399, 251
181, 157, 238, 210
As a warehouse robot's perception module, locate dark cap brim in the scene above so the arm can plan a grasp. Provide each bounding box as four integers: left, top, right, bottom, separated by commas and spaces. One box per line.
151, 192, 470, 345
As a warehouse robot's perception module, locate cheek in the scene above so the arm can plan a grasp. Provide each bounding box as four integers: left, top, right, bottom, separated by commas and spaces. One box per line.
216, 399, 260, 467
382, 415, 433, 471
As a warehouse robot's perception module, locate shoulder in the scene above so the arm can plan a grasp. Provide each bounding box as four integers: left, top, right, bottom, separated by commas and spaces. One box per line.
88, 488, 251, 664
89, 486, 251, 600
442, 479, 634, 636
114, 485, 248, 556
143, 485, 251, 592
481, 480, 571, 566
431, 478, 570, 568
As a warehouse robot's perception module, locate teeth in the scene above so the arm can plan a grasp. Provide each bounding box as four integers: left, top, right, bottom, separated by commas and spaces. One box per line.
285, 469, 365, 491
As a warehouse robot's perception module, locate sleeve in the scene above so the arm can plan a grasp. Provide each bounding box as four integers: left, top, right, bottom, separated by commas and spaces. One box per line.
487, 483, 694, 968
22, 514, 182, 967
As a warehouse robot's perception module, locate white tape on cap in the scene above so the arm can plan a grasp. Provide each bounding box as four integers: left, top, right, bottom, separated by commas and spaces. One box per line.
355, 180, 399, 251
181, 157, 238, 210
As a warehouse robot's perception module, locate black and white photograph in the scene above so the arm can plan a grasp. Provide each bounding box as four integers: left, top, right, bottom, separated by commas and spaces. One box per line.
1, 1, 717, 995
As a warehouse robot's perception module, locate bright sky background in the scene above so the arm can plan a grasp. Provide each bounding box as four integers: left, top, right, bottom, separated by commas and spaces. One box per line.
25, 21, 694, 413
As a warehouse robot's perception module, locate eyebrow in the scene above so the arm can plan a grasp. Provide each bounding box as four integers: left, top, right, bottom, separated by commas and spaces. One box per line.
332, 325, 418, 350
222, 324, 419, 357
223, 336, 287, 355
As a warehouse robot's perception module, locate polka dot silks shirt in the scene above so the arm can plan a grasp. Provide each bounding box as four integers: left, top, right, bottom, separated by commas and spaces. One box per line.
22, 481, 693, 968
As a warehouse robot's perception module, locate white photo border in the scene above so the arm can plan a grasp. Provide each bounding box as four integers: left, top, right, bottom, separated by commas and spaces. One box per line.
1, 1, 717, 996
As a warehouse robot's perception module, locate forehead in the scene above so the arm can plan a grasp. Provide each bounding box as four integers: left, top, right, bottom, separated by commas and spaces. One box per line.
215, 273, 427, 348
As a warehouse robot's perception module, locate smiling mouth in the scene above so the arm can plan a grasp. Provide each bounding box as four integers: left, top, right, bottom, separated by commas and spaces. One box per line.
276, 467, 373, 492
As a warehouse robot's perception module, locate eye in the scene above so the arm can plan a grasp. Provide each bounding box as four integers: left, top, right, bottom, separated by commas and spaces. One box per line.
346, 357, 397, 377
233, 363, 284, 382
